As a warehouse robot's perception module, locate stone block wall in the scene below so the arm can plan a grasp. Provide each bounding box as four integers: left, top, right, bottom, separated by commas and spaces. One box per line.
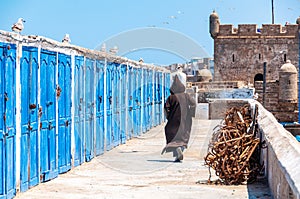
208, 99, 249, 119
254, 80, 279, 107
254, 81, 298, 122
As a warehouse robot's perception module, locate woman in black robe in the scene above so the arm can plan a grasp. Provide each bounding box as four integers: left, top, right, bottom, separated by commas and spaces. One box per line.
162, 75, 196, 162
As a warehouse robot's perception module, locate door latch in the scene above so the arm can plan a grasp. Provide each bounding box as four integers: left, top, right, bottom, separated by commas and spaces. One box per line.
29, 104, 37, 109
56, 85, 62, 98
38, 107, 43, 117
27, 123, 33, 131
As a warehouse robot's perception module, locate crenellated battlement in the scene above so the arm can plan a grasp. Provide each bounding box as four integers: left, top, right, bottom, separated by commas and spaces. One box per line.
218, 24, 235, 36
238, 24, 258, 35
218, 24, 298, 37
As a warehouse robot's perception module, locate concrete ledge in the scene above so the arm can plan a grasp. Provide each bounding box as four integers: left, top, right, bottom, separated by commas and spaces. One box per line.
255, 100, 300, 199
208, 99, 250, 119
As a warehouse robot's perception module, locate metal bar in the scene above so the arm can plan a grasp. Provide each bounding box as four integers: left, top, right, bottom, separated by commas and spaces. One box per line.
271, 0, 274, 24
263, 62, 267, 107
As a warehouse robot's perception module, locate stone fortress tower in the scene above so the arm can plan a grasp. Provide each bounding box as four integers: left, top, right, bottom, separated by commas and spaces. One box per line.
209, 11, 300, 122
209, 11, 299, 85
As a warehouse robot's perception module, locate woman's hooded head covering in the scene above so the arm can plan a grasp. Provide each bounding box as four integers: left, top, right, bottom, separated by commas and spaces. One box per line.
170, 75, 185, 94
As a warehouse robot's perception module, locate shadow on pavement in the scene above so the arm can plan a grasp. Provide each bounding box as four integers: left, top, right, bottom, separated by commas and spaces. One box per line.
247, 178, 272, 198
147, 159, 175, 163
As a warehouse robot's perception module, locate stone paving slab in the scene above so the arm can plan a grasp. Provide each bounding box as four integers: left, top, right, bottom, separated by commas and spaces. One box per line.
15, 119, 271, 199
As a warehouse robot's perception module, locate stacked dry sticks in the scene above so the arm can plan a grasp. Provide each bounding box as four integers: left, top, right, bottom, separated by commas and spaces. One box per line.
204, 104, 263, 185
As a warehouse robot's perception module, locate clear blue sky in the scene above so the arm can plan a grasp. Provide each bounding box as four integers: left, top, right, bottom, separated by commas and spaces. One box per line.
0, 0, 299, 65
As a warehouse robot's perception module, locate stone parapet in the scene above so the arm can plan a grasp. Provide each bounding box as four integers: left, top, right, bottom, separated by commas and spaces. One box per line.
256, 100, 300, 199
218, 24, 298, 37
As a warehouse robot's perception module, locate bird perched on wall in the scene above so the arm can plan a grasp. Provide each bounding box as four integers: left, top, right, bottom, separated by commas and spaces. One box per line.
11, 18, 25, 33
62, 33, 71, 43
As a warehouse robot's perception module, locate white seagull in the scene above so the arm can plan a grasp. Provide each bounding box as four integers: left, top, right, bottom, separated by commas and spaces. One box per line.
11, 18, 25, 33
62, 33, 71, 43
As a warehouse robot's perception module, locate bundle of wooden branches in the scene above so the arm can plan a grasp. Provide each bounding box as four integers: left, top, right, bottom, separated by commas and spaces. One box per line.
204, 104, 263, 185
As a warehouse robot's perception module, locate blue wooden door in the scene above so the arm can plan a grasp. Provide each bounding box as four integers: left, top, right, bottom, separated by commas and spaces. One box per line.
95, 60, 104, 156
154, 71, 160, 126
85, 58, 95, 162
112, 64, 120, 147
136, 68, 142, 136
106, 62, 113, 150
163, 73, 170, 122
164, 73, 170, 100
132, 68, 138, 137
142, 68, 148, 133
39, 49, 58, 182
0, 43, 16, 199
127, 66, 133, 139
119, 64, 127, 144
20, 46, 39, 192
73, 56, 84, 166
157, 72, 163, 124
147, 70, 154, 130
57, 53, 72, 173
132, 68, 142, 136
154, 71, 158, 126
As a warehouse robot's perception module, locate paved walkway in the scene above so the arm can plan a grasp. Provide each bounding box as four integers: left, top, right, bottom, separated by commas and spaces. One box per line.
15, 119, 271, 199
